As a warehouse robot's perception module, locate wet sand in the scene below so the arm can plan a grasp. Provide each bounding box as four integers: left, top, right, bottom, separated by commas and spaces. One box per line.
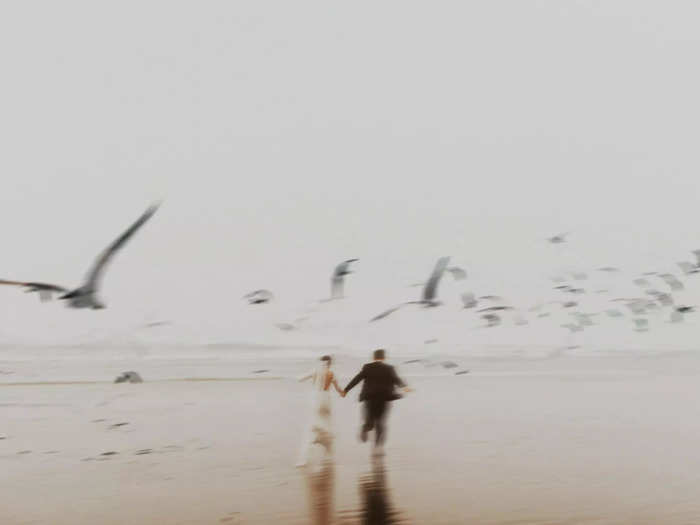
3, 352, 700, 524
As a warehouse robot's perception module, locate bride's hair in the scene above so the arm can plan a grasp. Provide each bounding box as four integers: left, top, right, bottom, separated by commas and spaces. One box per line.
320, 355, 332, 365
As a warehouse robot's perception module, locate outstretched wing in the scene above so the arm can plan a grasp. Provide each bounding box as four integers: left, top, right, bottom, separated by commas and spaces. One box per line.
370, 304, 405, 322
0, 280, 68, 302
422, 256, 450, 302
84, 203, 160, 290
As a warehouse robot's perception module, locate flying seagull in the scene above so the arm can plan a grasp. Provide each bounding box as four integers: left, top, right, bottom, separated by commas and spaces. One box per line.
548, 232, 569, 244
370, 256, 450, 321
330, 258, 359, 299
244, 289, 274, 304
3, 203, 160, 309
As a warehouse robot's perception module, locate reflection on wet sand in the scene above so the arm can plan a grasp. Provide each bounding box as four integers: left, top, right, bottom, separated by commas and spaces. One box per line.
338, 455, 407, 525
305, 458, 335, 525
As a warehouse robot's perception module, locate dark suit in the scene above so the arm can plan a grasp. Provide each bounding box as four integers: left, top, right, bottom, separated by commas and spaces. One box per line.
344, 361, 406, 445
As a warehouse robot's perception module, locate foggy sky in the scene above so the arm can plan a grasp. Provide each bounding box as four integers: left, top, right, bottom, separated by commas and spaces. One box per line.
2, 2, 700, 347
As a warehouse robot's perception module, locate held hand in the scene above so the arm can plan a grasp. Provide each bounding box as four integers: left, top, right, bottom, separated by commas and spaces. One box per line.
402, 386, 414, 394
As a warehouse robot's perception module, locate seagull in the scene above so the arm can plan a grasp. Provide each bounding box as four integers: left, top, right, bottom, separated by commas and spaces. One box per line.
2, 203, 159, 309
244, 289, 273, 304
597, 267, 620, 273
477, 306, 513, 312
370, 256, 450, 321
548, 232, 569, 244
331, 259, 359, 299
676, 305, 695, 314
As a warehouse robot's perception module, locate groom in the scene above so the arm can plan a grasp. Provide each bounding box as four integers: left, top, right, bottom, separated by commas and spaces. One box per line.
344, 349, 412, 448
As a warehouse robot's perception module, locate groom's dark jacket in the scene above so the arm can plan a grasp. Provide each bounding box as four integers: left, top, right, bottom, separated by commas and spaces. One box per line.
344, 361, 406, 402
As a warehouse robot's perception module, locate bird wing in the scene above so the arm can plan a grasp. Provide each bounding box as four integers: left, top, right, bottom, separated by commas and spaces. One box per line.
333, 258, 358, 277
25, 282, 68, 292
83, 203, 160, 290
0, 279, 28, 286
421, 256, 450, 302
369, 304, 406, 322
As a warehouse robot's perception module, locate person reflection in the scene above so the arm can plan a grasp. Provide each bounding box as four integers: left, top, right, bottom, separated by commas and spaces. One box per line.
358, 455, 404, 525
306, 458, 334, 525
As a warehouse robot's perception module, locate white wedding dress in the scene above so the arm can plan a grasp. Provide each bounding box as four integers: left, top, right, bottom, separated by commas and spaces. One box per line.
296, 367, 335, 467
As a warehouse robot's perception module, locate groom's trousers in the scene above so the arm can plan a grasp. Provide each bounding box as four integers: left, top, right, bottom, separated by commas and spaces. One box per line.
363, 399, 390, 445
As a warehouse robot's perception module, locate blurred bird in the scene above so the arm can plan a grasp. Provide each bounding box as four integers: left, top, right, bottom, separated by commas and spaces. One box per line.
331, 258, 359, 299
548, 232, 569, 244
370, 257, 450, 321
676, 305, 695, 314
244, 289, 274, 304
2, 203, 159, 309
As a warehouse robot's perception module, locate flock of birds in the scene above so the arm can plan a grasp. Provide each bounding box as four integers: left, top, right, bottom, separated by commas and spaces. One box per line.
2, 209, 698, 349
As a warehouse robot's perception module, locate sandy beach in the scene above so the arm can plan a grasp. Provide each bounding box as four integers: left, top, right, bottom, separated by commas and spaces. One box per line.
3, 347, 700, 524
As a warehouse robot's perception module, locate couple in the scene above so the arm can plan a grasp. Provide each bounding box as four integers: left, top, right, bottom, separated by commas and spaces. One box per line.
296, 349, 411, 467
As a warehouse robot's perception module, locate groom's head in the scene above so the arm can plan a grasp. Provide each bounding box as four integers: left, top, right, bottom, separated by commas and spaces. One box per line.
373, 349, 386, 361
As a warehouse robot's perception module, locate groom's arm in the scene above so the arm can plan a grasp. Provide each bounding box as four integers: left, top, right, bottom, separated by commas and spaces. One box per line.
344, 367, 366, 393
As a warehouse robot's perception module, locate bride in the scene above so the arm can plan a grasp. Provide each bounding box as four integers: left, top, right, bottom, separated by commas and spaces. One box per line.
296, 355, 345, 467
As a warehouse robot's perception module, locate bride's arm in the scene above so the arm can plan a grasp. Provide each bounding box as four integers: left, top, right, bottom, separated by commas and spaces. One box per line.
331, 375, 345, 396
298, 371, 315, 383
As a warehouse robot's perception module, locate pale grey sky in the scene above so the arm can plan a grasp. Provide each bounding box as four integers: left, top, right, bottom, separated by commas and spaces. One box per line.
2, 2, 700, 347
